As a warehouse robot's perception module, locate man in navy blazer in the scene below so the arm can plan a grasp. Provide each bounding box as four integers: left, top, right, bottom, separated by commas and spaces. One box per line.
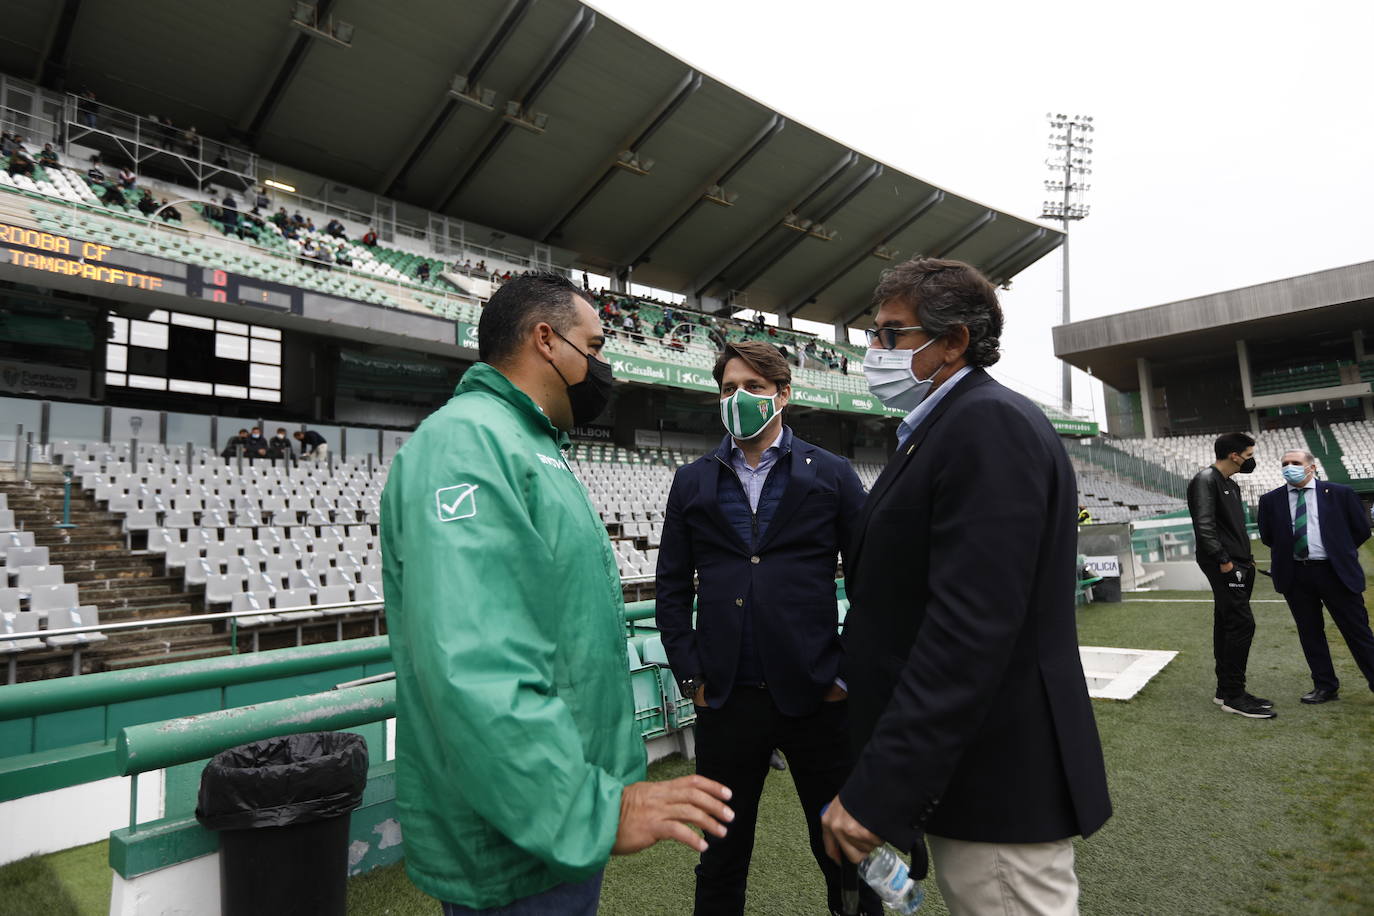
1257, 448, 1374, 703
657, 340, 876, 916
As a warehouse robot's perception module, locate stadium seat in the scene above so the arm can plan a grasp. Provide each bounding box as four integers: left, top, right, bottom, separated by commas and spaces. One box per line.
205, 574, 245, 608
0, 611, 46, 684
16, 566, 64, 595
3, 546, 50, 576
230, 592, 280, 652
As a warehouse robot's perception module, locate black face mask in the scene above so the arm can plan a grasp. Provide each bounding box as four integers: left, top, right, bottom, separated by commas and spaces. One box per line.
1237, 455, 1256, 474
551, 331, 614, 426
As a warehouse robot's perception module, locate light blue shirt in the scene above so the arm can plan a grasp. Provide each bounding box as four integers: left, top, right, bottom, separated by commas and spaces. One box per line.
729, 425, 785, 512
1288, 478, 1326, 560
896, 365, 974, 452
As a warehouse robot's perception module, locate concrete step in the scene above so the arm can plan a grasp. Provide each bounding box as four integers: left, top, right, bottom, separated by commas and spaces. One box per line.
102, 645, 236, 672
97, 602, 199, 623
43, 547, 152, 565
82, 589, 200, 611
64, 565, 166, 584
77, 578, 187, 601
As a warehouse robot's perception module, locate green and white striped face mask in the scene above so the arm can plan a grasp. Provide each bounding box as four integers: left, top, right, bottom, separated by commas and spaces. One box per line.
720, 388, 778, 440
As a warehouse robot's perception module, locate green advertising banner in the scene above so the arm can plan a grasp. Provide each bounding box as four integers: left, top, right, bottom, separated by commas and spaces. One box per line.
456, 321, 479, 350
789, 386, 837, 410
1051, 417, 1100, 437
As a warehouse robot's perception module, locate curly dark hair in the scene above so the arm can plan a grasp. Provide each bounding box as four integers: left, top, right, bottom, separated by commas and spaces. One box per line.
870, 258, 1003, 367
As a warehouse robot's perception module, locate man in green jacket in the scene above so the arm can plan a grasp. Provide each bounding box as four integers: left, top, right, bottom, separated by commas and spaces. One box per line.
382, 272, 733, 914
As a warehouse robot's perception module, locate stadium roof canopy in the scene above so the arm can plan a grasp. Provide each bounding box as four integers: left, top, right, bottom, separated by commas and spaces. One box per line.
0, 0, 1060, 327
1053, 260, 1374, 391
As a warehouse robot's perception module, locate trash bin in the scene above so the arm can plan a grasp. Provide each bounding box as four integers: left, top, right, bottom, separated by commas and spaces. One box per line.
1091, 575, 1122, 603
196, 731, 368, 916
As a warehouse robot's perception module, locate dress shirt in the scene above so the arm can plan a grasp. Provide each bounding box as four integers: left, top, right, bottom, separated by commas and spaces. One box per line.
729, 425, 786, 512
896, 365, 974, 452
1288, 477, 1326, 560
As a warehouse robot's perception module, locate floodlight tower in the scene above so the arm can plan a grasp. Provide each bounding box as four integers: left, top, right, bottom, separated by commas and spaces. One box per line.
1041, 113, 1093, 412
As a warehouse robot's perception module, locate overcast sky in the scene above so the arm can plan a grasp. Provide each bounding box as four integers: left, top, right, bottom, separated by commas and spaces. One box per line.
590, 0, 1374, 421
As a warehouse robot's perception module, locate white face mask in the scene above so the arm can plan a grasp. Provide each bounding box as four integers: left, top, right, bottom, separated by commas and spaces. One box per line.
863, 337, 940, 411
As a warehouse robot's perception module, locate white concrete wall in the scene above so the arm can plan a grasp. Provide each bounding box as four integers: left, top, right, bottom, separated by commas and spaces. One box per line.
0, 771, 163, 866
109, 849, 219, 916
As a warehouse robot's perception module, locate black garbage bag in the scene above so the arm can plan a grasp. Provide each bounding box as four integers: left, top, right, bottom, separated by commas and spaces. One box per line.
196, 731, 368, 830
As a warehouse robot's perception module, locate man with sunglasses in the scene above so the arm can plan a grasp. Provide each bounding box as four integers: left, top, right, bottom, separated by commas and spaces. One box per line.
1257, 449, 1374, 704
821, 258, 1110, 916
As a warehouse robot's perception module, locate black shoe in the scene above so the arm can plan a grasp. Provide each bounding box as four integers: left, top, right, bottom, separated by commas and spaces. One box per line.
1300, 688, 1339, 704
1214, 692, 1273, 709
1220, 695, 1278, 718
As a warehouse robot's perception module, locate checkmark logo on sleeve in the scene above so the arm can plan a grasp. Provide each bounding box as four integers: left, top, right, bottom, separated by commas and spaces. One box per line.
435, 484, 480, 522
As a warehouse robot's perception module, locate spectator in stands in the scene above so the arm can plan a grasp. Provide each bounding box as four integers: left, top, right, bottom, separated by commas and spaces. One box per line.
5, 149, 34, 178
822, 258, 1111, 912
416, 262, 431, 282
335, 246, 353, 267
156, 115, 176, 150
220, 428, 250, 459
657, 340, 878, 916
268, 428, 293, 462
221, 192, 238, 230
271, 207, 289, 229
253, 187, 270, 214
118, 166, 136, 189
182, 125, 199, 157
380, 271, 733, 915
475, 258, 487, 274
100, 182, 125, 208
294, 428, 328, 463
77, 88, 98, 127
245, 427, 269, 460
325, 218, 346, 239
839, 353, 848, 375
158, 199, 181, 222
305, 217, 316, 233
1257, 449, 1374, 705
136, 190, 157, 217
1187, 431, 1273, 719
361, 226, 377, 246
37, 143, 59, 168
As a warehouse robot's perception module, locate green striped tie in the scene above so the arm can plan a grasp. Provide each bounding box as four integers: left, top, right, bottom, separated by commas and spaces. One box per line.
1293, 488, 1309, 559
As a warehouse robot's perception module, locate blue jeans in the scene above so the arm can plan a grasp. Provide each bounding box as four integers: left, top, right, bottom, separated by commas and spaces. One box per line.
441, 871, 604, 916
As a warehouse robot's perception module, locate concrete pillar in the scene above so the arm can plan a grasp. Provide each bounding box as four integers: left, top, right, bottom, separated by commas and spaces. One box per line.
775, 312, 792, 330
1136, 357, 1156, 439
834, 320, 850, 345
1236, 340, 1259, 435
1356, 331, 1374, 420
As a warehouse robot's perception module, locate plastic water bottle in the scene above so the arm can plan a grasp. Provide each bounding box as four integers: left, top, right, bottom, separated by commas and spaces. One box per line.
858, 845, 925, 913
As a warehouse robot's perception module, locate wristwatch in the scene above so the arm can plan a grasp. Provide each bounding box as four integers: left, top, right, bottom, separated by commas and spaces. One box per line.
678, 676, 702, 699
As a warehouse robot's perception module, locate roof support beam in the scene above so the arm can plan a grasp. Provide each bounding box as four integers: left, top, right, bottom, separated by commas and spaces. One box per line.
435, 7, 597, 213
981, 228, 1047, 282
379, 0, 535, 196
782, 189, 944, 318
622, 114, 785, 269
723, 162, 884, 297
929, 210, 997, 260
238, 0, 336, 145
36, 0, 83, 90
691, 151, 857, 299
538, 68, 703, 242
993, 232, 1063, 285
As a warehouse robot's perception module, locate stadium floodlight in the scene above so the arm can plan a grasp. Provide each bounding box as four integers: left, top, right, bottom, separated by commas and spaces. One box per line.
263, 179, 295, 193
288, 1, 354, 48
872, 245, 898, 261
613, 150, 653, 176
501, 101, 549, 134
704, 184, 738, 207
1040, 112, 1095, 411
449, 76, 497, 112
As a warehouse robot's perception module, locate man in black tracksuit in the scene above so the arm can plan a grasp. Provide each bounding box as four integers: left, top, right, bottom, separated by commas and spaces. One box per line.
1187, 431, 1275, 719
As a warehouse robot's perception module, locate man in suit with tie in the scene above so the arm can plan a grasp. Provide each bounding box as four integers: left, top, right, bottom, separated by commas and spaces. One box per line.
820, 258, 1111, 916
657, 340, 878, 916
1257, 448, 1374, 704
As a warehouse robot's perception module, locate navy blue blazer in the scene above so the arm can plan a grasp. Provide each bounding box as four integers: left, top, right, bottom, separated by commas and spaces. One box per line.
655, 430, 867, 717
1257, 480, 1371, 594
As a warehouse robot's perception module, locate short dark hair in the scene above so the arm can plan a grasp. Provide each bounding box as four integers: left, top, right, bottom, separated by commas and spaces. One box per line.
477, 271, 590, 364
712, 340, 791, 389
870, 258, 1003, 367
1214, 432, 1255, 460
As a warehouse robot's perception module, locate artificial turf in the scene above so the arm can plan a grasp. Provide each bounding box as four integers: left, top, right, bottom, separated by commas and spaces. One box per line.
5, 544, 1373, 914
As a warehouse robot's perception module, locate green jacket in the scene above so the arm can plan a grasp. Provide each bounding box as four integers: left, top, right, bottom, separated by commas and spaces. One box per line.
381, 362, 645, 908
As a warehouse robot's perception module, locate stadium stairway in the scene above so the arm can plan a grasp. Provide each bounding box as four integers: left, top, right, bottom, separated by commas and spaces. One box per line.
0, 470, 219, 681
1304, 426, 1350, 483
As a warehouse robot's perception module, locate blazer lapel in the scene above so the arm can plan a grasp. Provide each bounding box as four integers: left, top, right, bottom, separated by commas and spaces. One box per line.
848, 369, 993, 568
754, 444, 816, 553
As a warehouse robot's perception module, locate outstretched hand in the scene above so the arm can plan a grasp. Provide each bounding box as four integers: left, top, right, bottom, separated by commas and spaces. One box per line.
612, 774, 734, 855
